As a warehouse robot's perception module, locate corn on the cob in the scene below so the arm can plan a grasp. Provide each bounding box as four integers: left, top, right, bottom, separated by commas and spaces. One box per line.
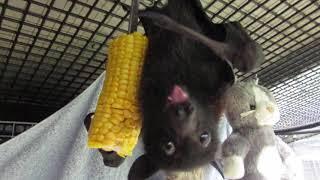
88, 32, 148, 157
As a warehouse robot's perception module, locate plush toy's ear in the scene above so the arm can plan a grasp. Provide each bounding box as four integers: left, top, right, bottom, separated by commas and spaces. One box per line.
245, 74, 259, 85
253, 74, 259, 84
128, 154, 159, 180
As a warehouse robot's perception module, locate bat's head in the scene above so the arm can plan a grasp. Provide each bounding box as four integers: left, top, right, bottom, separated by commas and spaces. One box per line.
129, 85, 223, 179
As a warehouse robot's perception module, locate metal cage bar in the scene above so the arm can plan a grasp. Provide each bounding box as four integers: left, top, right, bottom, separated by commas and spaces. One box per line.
0, 0, 319, 136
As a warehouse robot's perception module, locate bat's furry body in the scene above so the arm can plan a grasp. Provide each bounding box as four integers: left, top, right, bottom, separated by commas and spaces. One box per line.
129, 0, 263, 179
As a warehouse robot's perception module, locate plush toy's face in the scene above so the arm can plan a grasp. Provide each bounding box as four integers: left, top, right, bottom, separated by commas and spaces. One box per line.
224, 81, 280, 128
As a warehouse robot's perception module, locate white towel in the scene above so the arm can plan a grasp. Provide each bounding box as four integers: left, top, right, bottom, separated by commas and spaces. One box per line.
0, 72, 223, 180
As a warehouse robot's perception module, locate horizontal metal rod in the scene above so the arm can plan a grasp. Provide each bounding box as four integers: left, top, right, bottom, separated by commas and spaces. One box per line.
0, 121, 37, 125
275, 121, 320, 134
276, 130, 320, 135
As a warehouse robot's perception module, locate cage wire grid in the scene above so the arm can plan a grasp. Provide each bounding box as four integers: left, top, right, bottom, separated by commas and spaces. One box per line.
0, 0, 319, 133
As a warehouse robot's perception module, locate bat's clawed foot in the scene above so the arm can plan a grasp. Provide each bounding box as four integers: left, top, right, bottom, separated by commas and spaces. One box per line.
83, 112, 126, 168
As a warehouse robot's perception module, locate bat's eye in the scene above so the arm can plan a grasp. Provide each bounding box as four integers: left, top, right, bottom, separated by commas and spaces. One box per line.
163, 141, 175, 155
200, 132, 211, 148
250, 104, 256, 110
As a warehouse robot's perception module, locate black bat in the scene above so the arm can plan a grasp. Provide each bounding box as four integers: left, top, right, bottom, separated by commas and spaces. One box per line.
129, 0, 264, 179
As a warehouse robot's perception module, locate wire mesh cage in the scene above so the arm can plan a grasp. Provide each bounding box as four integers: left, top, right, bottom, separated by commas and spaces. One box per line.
0, 121, 36, 144
0, 0, 319, 137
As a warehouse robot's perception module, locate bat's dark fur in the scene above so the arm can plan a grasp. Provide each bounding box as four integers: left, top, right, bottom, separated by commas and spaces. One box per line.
83, 0, 263, 178
129, 0, 263, 179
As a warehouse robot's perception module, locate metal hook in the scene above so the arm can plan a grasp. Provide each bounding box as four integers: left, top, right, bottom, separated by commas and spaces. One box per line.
128, 0, 140, 33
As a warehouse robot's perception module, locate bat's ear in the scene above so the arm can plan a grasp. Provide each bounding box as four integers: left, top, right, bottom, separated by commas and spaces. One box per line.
128, 154, 159, 180
223, 22, 264, 72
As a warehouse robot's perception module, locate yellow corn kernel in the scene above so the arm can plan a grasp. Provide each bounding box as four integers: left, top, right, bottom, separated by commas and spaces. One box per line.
88, 32, 147, 157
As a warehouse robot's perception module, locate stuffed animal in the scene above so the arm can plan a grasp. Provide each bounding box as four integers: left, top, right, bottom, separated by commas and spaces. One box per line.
221, 78, 283, 180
